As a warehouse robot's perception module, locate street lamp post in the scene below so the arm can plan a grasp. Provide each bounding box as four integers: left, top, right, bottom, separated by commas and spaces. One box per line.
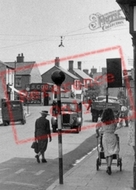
116, 1, 136, 189
129, 5, 136, 189
26, 86, 30, 115
51, 70, 65, 184
132, 35, 136, 190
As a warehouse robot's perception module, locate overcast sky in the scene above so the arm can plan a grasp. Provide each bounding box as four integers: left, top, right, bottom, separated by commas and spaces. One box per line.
0, 0, 133, 74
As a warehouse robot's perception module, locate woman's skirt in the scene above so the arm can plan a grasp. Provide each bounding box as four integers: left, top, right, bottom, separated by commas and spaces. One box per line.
102, 133, 119, 157
38, 138, 48, 154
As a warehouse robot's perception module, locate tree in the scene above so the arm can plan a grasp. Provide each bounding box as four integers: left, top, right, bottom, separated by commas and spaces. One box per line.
117, 89, 126, 100
87, 82, 101, 99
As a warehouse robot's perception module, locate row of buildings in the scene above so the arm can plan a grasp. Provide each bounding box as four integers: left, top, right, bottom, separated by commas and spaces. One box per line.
0, 53, 133, 106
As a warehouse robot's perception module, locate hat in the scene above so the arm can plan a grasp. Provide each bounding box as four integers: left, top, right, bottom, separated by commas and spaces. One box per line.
40, 111, 49, 115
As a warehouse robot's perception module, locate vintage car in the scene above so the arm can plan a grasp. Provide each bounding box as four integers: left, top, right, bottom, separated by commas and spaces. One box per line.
1, 100, 26, 126
51, 98, 83, 133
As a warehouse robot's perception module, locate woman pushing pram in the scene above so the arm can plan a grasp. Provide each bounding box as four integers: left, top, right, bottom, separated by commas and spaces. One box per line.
96, 108, 123, 175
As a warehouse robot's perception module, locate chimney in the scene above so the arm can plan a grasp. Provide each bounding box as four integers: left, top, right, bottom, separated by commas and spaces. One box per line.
68, 60, 74, 70
91, 67, 97, 74
102, 67, 107, 75
16, 53, 24, 63
55, 57, 60, 67
77, 61, 81, 70
83, 69, 89, 75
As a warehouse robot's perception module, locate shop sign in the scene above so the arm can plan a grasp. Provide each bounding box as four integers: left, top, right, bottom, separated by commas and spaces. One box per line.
89, 9, 125, 31
30, 83, 53, 91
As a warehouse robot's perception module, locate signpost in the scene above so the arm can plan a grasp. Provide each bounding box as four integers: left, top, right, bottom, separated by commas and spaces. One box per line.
26, 86, 30, 115
51, 70, 65, 184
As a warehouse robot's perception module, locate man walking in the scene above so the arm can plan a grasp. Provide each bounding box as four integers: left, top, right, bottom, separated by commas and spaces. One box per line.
35, 110, 52, 163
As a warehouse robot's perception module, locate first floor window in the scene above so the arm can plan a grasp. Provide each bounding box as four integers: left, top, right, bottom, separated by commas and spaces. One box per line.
15, 76, 21, 87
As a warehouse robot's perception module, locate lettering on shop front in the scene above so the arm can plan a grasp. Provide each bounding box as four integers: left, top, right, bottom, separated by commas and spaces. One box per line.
30, 84, 52, 91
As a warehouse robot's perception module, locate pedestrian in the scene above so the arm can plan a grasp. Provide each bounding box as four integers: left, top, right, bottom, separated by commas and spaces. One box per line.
120, 101, 128, 127
87, 98, 92, 111
35, 110, 52, 163
128, 105, 135, 152
96, 108, 120, 175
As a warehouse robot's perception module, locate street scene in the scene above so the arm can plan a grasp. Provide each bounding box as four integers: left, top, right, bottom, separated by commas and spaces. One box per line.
0, 0, 136, 190
0, 104, 97, 190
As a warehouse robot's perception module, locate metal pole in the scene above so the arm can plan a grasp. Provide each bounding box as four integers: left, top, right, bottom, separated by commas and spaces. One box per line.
57, 85, 63, 184
51, 70, 65, 185
132, 36, 136, 190
106, 87, 108, 103
14, 61, 16, 100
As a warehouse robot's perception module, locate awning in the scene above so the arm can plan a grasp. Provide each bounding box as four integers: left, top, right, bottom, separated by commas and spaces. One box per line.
9, 85, 26, 96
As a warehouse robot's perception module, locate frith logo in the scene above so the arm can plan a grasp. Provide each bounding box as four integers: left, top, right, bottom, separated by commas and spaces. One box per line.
89, 9, 125, 31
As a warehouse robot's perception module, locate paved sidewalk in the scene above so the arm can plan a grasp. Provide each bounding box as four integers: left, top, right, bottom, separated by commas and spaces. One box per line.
47, 127, 134, 190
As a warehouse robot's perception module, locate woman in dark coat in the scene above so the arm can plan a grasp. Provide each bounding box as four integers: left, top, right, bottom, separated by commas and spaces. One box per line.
35, 111, 52, 163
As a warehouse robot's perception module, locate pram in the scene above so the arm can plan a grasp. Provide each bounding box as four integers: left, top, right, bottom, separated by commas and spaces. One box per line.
96, 133, 122, 171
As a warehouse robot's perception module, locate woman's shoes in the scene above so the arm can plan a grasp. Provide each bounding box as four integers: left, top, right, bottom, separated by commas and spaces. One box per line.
35, 155, 40, 163
42, 158, 47, 163
106, 166, 112, 175
35, 155, 47, 163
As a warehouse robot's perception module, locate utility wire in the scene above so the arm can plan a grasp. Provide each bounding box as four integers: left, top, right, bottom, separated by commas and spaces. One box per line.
0, 26, 129, 49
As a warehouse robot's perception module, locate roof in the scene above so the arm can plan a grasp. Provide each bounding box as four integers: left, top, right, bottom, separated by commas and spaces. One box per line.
0, 61, 14, 70
5, 61, 35, 75
42, 66, 79, 80
73, 69, 95, 81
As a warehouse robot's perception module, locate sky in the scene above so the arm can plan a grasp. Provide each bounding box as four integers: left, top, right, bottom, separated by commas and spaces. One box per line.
0, 0, 133, 74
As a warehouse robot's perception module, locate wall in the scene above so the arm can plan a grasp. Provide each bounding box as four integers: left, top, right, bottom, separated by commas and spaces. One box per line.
42, 67, 75, 91
30, 64, 42, 83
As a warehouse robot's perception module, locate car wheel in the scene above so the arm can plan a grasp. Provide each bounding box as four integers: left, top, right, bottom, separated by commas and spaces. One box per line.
76, 126, 80, 133
3, 121, 8, 126
21, 119, 26, 124
52, 125, 57, 132
78, 126, 81, 132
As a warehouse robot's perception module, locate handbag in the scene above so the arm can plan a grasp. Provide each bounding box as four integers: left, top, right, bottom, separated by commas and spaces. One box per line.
31, 141, 39, 154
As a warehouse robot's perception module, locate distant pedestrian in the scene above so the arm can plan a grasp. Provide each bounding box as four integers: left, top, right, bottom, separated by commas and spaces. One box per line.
120, 103, 128, 127
87, 98, 92, 111
96, 108, 120, 175
128, 105, 135, 152
35, 111, 52, 163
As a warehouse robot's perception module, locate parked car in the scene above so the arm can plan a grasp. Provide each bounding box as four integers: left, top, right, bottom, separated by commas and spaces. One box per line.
1, 100, 26, 126
51, 98, 83, 133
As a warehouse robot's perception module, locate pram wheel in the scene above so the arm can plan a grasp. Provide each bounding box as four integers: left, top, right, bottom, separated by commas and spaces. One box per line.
96, 157, 101, 171
119, 158, 122, 171
117, 157, 122, 171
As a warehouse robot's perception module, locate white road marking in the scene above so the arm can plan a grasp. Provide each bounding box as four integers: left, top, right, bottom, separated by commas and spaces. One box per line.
35, 170, 45, 176
15, 168, 25, 174
3, 181, 37, 187
0, 168, 10, 172
73, 146, 97, 166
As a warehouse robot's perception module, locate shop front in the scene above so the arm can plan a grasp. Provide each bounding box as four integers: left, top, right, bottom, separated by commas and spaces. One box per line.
26, 83, 54, 106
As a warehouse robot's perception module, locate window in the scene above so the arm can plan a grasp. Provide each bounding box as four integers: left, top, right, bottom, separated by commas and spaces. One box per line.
61, 103, 77, 112
15, 76, 21, 87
